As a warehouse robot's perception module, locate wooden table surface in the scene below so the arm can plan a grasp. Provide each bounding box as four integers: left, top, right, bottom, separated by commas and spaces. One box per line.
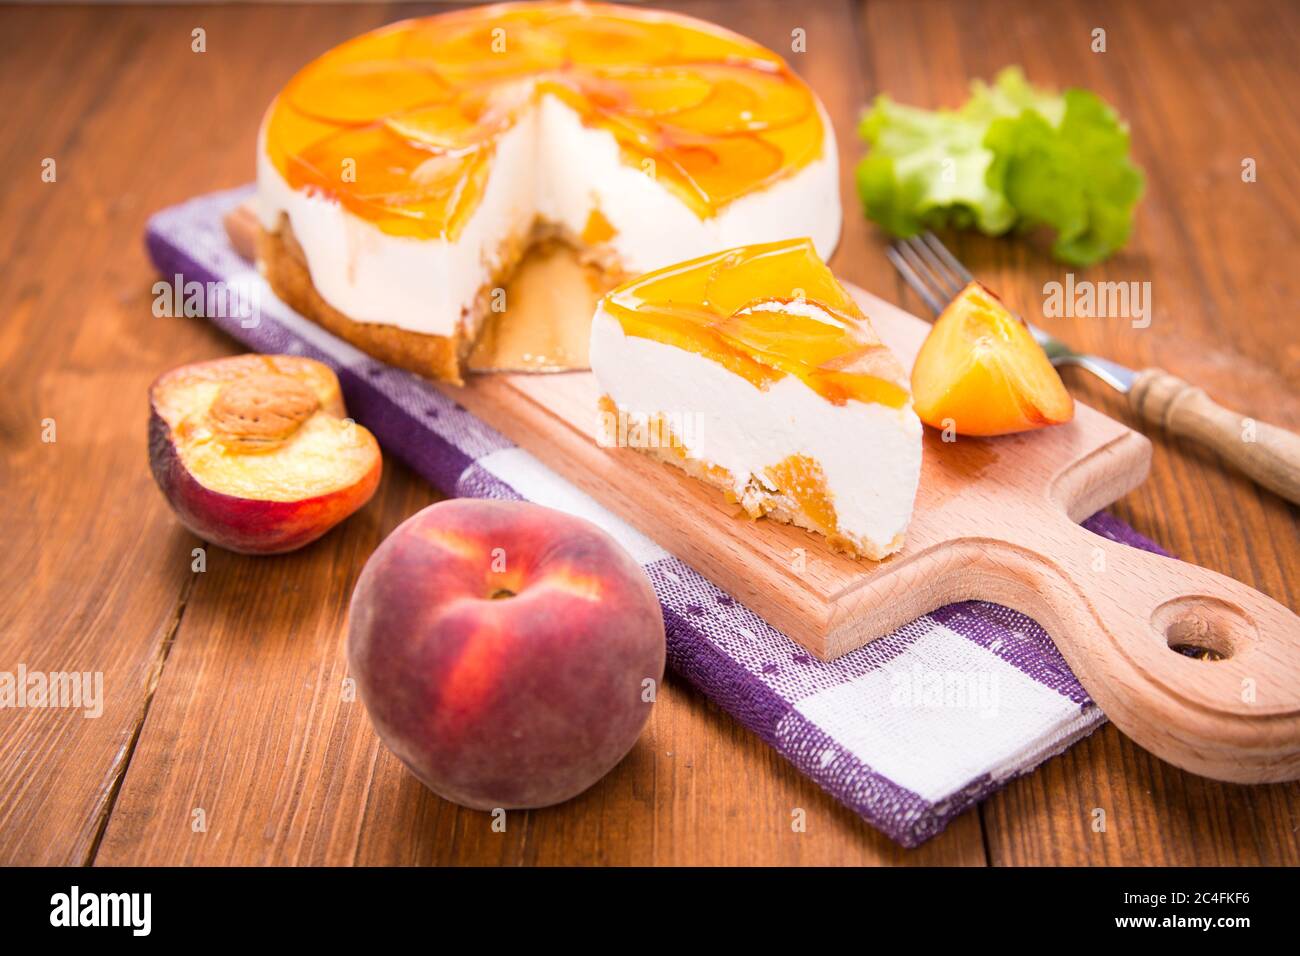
1, 0, 1297, 866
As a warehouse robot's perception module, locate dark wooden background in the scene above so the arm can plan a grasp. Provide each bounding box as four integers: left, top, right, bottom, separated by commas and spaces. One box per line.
1, 0, 1296, 865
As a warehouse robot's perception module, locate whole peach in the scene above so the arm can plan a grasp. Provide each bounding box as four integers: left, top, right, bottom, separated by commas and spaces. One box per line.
348, 499, 665, 810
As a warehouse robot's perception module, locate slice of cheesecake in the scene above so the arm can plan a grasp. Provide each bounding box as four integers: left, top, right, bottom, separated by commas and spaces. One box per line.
589, 238, 922, 560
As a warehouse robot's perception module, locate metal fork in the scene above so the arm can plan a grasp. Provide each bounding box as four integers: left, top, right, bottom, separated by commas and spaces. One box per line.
887, 231, 1300, 505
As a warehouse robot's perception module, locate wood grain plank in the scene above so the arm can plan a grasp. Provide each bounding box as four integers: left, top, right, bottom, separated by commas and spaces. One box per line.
856, 0, 1299, 863
0, 3, 264, 865
980, 723, 1300, 865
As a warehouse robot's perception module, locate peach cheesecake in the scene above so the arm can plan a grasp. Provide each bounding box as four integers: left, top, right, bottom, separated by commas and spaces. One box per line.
590, 239, 922, 560
256, 1, 841, 383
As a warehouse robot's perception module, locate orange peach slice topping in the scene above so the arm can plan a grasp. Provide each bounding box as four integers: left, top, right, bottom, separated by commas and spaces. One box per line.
603, 238, 910, 407
263, 2, 826, 238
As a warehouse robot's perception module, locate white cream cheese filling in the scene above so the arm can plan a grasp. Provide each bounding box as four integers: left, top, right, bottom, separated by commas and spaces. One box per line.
589, 304, 922, 551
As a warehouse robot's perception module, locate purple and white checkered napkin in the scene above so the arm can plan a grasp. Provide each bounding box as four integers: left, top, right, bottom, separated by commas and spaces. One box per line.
147, 186, 1169, 846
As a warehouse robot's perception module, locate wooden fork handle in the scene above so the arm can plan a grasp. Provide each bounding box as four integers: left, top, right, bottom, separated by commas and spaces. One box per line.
1130, 367, 1300, 505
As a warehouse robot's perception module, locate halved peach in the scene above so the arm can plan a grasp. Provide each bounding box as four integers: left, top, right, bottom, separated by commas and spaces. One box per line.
911, 281, 1074, 437
148, 355, 381, 554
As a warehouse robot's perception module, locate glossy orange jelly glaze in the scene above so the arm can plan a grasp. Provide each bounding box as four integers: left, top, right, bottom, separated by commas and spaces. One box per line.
264, 1, 826, 240
602, 238, 911, 408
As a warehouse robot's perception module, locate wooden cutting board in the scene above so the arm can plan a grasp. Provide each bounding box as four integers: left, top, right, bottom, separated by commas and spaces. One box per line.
439, 284, 1300, 784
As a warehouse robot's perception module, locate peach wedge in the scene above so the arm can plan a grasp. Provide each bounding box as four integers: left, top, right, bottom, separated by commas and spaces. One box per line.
911, 281, 1074, 437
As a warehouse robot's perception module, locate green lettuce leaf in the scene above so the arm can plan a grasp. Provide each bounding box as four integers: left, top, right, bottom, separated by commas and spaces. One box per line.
985, 89, 1144, 265
856, 67, 1143, 266
856, 96, 1014, 237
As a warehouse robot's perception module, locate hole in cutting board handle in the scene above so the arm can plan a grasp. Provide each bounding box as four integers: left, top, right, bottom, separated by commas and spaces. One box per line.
1151, 595, 1258, 661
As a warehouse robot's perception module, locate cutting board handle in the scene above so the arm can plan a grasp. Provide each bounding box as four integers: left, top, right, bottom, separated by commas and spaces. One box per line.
997, 516, 1300, 782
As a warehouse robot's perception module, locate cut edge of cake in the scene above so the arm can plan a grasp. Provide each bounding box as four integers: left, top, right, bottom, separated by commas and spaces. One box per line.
594, 396, 910, 561
259, 214, 628, 386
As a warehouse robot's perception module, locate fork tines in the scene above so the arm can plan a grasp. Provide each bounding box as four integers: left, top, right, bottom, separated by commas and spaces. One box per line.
887, 231, 976, 317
